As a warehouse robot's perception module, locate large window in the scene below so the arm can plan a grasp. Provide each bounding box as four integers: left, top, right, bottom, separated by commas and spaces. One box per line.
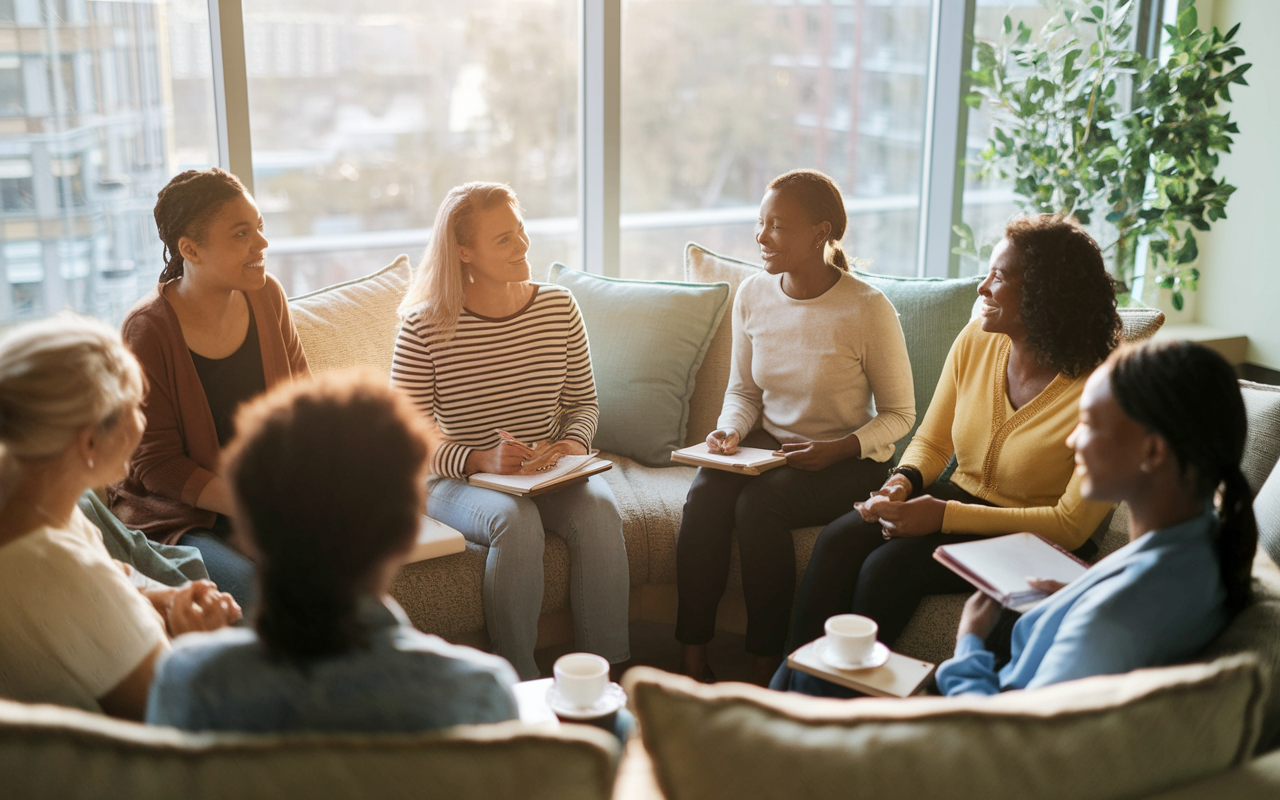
0, 0, 218, 326
244, 0, 579, 296
620, 0, 933, 280
1, 0, 1169, 326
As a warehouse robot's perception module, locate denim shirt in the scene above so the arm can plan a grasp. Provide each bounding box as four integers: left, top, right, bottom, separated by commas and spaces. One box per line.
936, 509, 1228, 696
147, 597, 519, 733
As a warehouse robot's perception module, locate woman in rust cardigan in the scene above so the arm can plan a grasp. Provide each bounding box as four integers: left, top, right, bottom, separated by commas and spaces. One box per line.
109, 169, 309, 610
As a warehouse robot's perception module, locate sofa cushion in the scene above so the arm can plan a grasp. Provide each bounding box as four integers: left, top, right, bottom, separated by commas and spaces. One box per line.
0, 699, 619, 800
1257, 464, 1280, 571
548, 264, 729, 467
683, 243, 981, 461
624, 656, 1266, 800
1241, 381, 1280, 496
289, 255, 411, 377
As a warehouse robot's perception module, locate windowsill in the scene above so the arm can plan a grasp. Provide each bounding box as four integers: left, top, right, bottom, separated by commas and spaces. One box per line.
1151, 323, 1249, 365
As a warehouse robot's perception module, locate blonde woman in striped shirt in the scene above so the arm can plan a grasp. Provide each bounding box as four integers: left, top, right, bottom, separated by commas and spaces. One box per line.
391, 182, 629, 679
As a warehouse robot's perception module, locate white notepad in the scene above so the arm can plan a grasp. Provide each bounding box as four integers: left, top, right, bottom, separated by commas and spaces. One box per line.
670, 442, 787, 475
468, 453, 612, 497
934, 533, 1089, 613
404, 515, 467, 564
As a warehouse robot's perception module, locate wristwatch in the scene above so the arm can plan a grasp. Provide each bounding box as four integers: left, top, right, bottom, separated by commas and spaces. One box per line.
887, 465, 923, 498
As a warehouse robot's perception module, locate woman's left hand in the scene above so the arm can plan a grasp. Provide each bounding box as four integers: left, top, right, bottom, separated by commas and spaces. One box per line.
519, 438, 588, 473
774, 439, 847, 471
956, 591, 1004, 642
876, 495, 947, 538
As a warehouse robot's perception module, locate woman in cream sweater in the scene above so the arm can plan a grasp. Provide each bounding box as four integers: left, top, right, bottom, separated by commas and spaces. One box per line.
777, 214, 1122, 675
676, 170, 915, 685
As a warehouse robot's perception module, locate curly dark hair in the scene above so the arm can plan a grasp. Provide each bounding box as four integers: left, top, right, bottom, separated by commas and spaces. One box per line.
223, 370, 434, 663
154, 168, 248, 282
1005, 215, 1121, 378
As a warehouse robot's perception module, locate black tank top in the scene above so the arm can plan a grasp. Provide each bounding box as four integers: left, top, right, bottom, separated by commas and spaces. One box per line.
189, 305, 267, 447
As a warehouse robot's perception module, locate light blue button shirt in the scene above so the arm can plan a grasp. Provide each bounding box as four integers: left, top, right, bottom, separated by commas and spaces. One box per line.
936, 509, 1227, 696
147, 597, 519, 733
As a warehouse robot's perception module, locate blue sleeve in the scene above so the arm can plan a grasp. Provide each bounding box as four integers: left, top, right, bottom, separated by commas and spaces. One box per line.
936, 633, 1002, 696
1022, 593, 1142, 691
145, 650, 210, 730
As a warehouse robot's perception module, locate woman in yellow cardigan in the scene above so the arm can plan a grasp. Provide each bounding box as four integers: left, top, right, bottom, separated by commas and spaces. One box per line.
781, 214, 1122, 656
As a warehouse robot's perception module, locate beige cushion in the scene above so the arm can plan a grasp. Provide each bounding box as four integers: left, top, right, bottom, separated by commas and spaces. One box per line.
1241, 381, 1280, 495
289, 255, 411, 377
624, 657, 1266, 800
0, 699, 619, 800
1141, 748, 1280, 800
1117, 306, 1166, 343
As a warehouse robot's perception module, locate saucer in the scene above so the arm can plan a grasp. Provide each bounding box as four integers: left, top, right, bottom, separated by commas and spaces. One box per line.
817, 638, 890, 671
545, 681, 627, 720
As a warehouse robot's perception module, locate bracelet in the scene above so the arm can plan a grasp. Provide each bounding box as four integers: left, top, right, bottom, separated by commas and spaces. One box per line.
887, 465, 923, 498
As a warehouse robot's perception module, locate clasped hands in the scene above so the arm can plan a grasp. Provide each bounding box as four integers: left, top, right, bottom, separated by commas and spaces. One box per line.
706, 429, 853, 472
467, 431, 587, 476
143, 580, 242, 636
854, 474, 947, 539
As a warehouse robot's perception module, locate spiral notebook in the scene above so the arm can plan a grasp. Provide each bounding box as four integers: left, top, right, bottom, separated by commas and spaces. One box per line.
670, 442, 786, 475
468, 453, 612, 497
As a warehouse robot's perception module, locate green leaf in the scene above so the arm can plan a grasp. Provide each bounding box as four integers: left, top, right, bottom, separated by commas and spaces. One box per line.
1175, 232, 1199, 265
1171, 290, 1184, 311
1178, 6, 1198, 38
1003, 14, 1012, 35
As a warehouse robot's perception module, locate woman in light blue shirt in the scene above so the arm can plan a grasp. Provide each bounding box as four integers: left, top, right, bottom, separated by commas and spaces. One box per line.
937, 339, 1258, 695
147, 372, 519, 733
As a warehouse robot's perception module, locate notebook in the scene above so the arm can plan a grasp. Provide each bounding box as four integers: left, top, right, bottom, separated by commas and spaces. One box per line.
670, 442, 786, 475
404, 515, 467, 564
468, 453, 613, 497
787, 640, 936, 698
933, 532, 1089, 613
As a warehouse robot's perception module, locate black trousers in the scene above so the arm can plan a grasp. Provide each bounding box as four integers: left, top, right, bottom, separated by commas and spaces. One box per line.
786, 481, 994, 652
675, 431, 888, 656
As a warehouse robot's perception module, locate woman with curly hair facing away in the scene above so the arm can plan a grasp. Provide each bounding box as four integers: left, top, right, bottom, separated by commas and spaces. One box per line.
773, 214, 1121, 694
109, 169, 309, 612
934, 340, 1256, 695
146, 371, 519, 733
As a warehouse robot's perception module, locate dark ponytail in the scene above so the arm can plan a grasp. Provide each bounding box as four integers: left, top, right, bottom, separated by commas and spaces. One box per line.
768, 169, 850, 272
222, 371, 434, 662
1108, 340, 1258, 615
154, 168, 247, 282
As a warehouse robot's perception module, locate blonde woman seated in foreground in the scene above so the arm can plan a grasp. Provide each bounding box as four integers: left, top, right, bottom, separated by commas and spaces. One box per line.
0, 316, 239, 720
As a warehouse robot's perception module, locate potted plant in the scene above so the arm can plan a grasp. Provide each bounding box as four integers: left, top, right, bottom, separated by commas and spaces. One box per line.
955, 0, 1251, 310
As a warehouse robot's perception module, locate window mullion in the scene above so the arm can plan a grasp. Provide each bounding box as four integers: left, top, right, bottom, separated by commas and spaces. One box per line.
580, 0, 621, 277
917, 0, 975, 278
208, 0, 254, 192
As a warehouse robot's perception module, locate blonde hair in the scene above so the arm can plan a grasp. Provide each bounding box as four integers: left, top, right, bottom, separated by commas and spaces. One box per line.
397, 182, 521, 339
0, 314, 144, 505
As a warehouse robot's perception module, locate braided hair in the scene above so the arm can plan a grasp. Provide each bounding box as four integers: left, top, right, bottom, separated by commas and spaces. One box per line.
767, 169, 850, 272
153, 168, 248, 282
1108, 340, 1257, 615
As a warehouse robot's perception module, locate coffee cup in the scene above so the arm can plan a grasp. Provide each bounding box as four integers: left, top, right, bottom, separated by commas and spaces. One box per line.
553, 653, 609, 709
824, 614, 878, 665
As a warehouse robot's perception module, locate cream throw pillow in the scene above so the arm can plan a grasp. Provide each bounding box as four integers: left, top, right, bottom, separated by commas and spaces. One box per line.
289, 255, 411, 377
625, 656, 1266, 800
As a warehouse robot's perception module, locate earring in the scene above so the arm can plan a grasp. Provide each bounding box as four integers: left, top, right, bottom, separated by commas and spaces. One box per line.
87, 458, 95, 470
1139, 462, 1152, 473
469, 273, 475, 284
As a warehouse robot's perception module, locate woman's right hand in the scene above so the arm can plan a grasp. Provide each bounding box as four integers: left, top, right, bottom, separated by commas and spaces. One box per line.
166, 580, 242, 636
465, 439, 536, 475
854, 474, 913, 522
706, 429, 740, 455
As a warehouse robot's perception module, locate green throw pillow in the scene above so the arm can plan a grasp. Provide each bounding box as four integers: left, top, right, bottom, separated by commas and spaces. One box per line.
548, 264, 730, 467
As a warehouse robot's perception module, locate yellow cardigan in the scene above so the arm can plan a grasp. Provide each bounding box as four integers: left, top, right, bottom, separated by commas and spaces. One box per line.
899, 319, 1112, 550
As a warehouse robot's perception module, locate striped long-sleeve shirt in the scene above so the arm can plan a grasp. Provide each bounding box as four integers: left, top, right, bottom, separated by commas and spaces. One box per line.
391, 283, 599, 479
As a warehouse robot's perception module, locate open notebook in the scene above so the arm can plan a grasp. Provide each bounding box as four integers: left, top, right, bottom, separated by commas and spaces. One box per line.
934, 532, 1089, 613
670, 442, 786, 475
468, 453, 612, 497
404, 515, 467, 564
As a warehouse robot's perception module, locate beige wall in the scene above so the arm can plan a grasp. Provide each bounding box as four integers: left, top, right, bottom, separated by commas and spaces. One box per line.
1197, 0, 1280, 369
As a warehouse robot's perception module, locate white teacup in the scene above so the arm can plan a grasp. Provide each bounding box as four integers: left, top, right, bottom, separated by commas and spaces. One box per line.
553, 653, 610, 709
824, 614, 878, 665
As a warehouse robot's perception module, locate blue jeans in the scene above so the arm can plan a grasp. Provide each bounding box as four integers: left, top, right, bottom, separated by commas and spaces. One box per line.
427, 474, 631, 679
178, 524, 257, 618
